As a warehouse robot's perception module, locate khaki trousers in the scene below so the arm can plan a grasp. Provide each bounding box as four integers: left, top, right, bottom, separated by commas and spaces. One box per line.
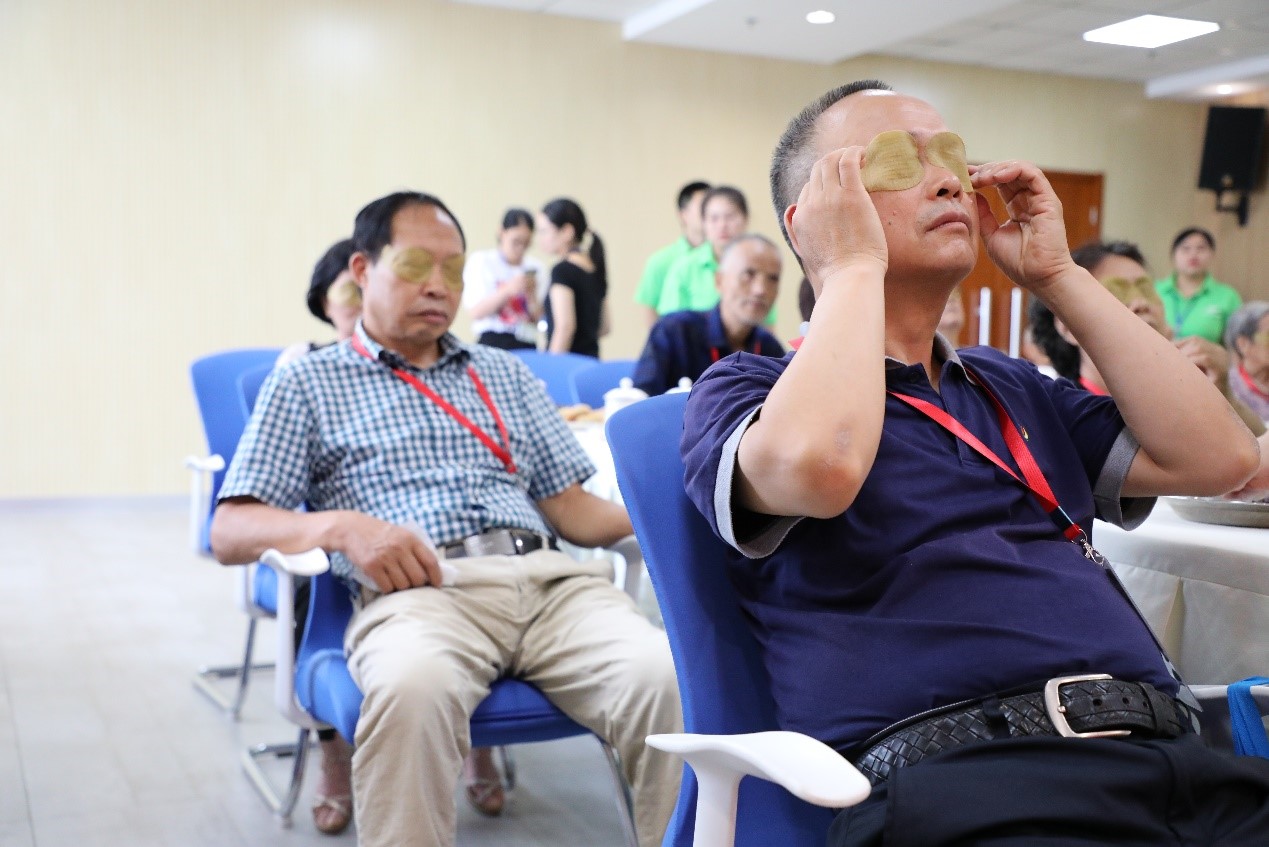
344, 549, 683, 847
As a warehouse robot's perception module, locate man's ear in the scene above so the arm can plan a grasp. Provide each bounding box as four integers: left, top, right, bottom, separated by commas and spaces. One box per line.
349, 251, 371, 290
783, 204, 803, 260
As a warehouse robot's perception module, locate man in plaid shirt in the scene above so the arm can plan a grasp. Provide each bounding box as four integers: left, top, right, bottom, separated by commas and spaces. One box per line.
212, 191, 681, 847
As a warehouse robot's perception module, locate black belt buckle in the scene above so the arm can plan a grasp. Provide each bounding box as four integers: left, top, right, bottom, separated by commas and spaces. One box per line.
1043, 673, 1132, 739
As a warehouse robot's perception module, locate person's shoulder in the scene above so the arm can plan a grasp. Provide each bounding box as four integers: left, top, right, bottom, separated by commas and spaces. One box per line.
1155, 275, 1177, 292
701, 347, 792, 385
655, 309, 708, 331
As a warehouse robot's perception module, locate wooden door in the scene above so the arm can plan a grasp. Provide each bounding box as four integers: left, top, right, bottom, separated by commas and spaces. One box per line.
954, 170, 1103, 351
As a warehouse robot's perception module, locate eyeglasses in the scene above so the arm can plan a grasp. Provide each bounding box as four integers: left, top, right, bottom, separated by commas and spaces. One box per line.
382, 246, 465, 291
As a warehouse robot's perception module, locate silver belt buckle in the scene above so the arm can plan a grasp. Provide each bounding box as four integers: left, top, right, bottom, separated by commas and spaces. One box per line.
1043, 673, 1132, 739
462, 529, 516, 558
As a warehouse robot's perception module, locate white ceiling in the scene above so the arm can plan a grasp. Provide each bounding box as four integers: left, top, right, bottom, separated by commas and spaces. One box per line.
449, 0, 1269, 101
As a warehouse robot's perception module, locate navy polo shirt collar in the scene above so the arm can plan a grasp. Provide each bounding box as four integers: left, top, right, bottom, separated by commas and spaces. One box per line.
883, 332, 963, 383
706, 305, 762, 355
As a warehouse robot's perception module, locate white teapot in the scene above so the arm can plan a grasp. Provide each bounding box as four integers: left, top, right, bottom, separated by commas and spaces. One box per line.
603, 377, 648, 418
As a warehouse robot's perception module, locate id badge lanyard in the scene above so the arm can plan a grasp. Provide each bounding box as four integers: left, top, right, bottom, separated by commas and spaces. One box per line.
889, 367, 1199, 712
887, 369, 1103, 564
350, 335, 517, 474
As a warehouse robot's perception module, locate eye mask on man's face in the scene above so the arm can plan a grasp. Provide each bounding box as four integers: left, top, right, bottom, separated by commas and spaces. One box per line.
386, 246, 466, 291
326, 277, 362, 307
861, 130, 973, 194
1099, 276, 1162, 308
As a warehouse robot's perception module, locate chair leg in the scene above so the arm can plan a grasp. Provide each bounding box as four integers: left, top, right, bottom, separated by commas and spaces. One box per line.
495, 745, 516, 790
192, 616, 276, 719
598, 740, 639, 847
241, 726, 312, 826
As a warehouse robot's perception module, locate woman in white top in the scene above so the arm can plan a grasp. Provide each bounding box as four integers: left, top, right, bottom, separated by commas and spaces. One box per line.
463, 208, 546, 350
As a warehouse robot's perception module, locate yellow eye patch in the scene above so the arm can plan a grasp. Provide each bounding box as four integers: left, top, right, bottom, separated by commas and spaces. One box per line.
386, 246, 465, 291
861, 131, 973, 193
326, 276, 362, 307
1100, 276, 1161, 308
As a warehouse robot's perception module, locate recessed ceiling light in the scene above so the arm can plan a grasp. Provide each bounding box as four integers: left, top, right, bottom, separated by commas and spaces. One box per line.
1215, 84, 1234, 95
806, 10, 835, 25
1083, 14, 1219, 49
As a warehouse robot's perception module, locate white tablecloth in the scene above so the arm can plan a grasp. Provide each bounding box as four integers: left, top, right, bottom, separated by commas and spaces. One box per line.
1094, 499, 1269, 684
571, 422, 621, 504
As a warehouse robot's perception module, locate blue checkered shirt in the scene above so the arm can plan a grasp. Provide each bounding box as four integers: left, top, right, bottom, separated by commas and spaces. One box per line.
218, 322, 595, 582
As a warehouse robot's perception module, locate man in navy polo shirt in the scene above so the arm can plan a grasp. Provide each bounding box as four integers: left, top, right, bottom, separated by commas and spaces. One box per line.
681, 80, 1269, 844
632, 234, 785, 396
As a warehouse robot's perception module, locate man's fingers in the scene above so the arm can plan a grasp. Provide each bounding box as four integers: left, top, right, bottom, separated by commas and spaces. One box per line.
835, 146, 867, 192
974, 192, 999, 242
408, 537, 444, 587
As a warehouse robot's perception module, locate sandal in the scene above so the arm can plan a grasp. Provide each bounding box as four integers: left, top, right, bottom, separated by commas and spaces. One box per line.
312, 794, 353, 835
464, 777, 505, 817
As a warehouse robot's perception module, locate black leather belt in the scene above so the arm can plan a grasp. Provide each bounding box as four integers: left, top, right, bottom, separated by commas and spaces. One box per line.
438, 528, 556, 560
852, 674, 1191, 786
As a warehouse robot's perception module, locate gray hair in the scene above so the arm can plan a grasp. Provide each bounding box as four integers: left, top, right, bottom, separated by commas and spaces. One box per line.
1224, 301, 1269, 352
769, 79, 893, 252
718, 232, 780, 265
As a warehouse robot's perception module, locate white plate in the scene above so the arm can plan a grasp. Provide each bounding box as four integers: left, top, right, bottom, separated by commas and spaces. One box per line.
1166, 497, 1269, 529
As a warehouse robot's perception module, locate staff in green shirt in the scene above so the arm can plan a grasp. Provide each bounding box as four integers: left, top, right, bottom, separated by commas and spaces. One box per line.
1155, 227, 1242, 344
656, 185, 749, 315
635, 181, 710, 327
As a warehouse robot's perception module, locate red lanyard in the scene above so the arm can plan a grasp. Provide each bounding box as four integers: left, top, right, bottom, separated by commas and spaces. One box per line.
887, 369, 1102, 562
710, 339, 763, 363
351, 336, 517, 474
1238, 364, 1269, 403
1078, 376, 1109, 396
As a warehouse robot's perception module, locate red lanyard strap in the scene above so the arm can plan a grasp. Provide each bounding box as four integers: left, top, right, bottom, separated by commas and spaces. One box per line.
351, 336, 517, 474
710, 339, 763, 363
887, 368, 1086, 547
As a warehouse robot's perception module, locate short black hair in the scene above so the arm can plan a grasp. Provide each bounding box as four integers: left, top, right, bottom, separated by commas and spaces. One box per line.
1027, 297, 1080, 382
770, 79, 893, 250
1171, 226, 1215, 253
501, 208, 534, 231
1069, 240, 1147, 274
352, 191, 467, 264
307, 238, 355, 324
677, 181, 711, 211
701, 185, 748, 219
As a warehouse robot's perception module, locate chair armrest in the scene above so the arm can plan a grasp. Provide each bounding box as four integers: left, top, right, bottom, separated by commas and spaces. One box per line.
606, 533, 644, 599
1189, 683, 1269, 750
646, 731, 871, 847
258, 547, 333, 730
183, 454, 225, 555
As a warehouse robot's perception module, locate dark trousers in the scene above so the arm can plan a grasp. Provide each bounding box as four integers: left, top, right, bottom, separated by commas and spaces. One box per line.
477, 331, 535, 351
829, 735, 1269, 846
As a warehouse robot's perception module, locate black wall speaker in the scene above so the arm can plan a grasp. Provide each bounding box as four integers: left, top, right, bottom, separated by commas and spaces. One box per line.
1198, 105, 1266, 193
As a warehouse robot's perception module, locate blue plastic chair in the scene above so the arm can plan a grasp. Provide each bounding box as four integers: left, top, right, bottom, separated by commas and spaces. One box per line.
510, 350, 598, 405
570, 359, 637, 407
252, 542, 644, 840
607, 393, 865, 846
187, 348, 282, 717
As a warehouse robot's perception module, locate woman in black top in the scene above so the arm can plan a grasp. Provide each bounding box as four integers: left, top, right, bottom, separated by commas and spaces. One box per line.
536, 197, 608, 357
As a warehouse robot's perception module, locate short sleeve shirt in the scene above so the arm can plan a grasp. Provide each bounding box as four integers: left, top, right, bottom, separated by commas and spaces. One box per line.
461, 248, 546, 339
545, 260, 605, 358
680, 342, 1174, 753
218, 322, 595, 583
632, 306, 784, 396
635, 237, 692, 310
1155, 274, 1242, 344
655, 242, 719, 315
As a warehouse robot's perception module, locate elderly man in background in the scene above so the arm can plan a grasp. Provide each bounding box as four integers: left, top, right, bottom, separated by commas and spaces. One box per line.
211, 190, 681, 847
632, 233, 785, 396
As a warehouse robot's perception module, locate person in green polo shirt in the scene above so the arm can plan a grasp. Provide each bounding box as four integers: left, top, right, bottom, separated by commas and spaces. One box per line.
656, 185, 749, 315
635, 181, 710, 328
1156, 227, 1242, 344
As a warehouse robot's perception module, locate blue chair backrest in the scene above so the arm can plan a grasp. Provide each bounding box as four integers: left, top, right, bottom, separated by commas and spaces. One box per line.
606, 393, 834, 847
237, 362, 275, 419
570, 359, 637, 407
190, 348, 282, 548
510, 350, 598, 405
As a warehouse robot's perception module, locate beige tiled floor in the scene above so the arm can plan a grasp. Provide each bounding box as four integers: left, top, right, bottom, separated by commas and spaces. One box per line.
0, 497, 635, 846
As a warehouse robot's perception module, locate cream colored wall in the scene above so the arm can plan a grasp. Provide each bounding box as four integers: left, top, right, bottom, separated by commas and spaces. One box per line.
0, 0, 1218, 497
